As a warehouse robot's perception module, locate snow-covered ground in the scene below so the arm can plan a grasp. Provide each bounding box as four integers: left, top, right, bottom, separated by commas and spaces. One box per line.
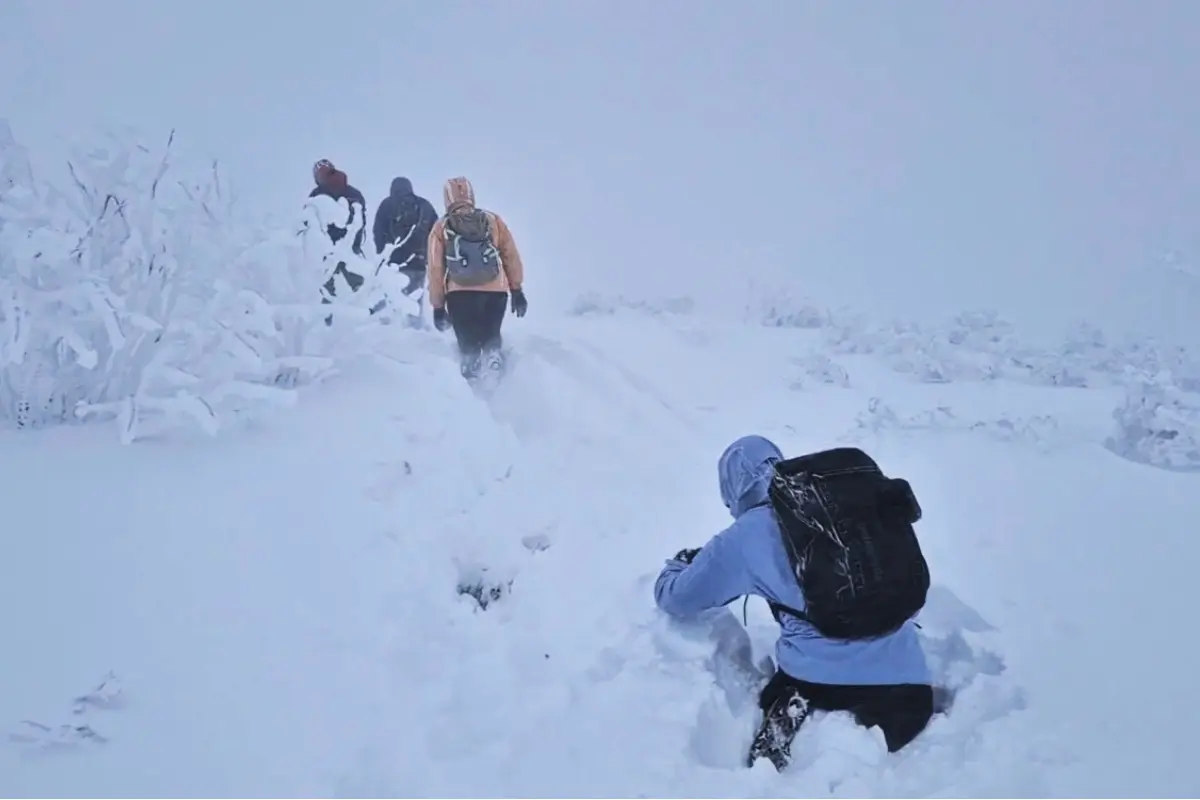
3, 296, 1199, 797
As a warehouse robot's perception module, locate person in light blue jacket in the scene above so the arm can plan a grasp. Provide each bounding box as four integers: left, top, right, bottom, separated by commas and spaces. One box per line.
654, 434, 934, 768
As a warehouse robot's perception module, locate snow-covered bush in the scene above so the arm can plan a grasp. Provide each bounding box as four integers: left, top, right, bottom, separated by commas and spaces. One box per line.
743, 272, 1200, 395
1106, 371, 1200, 472
0, 122, 385, 442
822, 312, 1009, 383
743, 281, 832, 329
817, 308, 1162, 389
789, 351, 850, 389
845, 396, 1065, 451
292, 194, 419, 331
0, 121, 34, 195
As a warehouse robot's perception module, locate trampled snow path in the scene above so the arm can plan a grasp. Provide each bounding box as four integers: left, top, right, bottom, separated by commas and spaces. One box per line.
1, 313, 1196, 797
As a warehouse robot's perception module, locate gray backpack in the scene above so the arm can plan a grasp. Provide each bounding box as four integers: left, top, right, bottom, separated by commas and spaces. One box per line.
443, 210, 502, 286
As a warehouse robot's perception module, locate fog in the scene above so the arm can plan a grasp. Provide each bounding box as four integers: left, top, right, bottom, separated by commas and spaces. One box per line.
3, 0, 1197, 337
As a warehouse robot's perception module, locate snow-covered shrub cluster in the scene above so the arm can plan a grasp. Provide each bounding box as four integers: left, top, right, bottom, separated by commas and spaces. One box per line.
743, 282, 1200, 466
789, 351, 850, 389
844, 396, 1065, 451
0, 122, 393, 442
568, 292, 694, 318
749, 285, 1200, 392
822, 310, 1101, 387
743, 282, 832, 330
1106, 371, 1200, 472
1050, 323, 1200, 391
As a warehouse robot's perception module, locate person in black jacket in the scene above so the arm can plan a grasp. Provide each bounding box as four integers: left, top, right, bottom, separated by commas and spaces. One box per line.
373, 177, 437, 324
309, 159, 368, 324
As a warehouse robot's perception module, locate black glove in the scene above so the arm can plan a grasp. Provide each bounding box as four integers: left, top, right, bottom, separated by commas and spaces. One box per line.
673, 547, 701, 565
510, 288, 528, 318
433, 307, 451, 332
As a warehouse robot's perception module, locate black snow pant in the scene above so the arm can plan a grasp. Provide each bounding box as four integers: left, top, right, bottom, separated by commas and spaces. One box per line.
759, 670, 934, 754
397, 267, 425, 304
445, 290, 508, 377
322, 261, 366, 325
323, 261, 365, 298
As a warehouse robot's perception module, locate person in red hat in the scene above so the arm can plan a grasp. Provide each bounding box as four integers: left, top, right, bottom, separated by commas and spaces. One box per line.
309, 159, 367, 257
309, 159, 368, 321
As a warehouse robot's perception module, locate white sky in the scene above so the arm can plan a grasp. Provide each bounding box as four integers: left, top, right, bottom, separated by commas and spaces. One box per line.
2, 0, 1197, 335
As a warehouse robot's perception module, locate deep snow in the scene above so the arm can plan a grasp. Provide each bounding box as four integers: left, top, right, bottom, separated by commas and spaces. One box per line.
3, 305, 1198, 798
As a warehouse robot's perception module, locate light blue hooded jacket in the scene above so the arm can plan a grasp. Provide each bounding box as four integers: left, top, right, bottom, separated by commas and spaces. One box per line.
654, 435, 930, 686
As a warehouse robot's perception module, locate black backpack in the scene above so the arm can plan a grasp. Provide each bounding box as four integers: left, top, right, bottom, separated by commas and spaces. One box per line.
765, 447, 929, 640
389, 197, 428, 245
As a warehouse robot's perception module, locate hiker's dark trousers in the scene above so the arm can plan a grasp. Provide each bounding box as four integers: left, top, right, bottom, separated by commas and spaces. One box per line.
323, 261, 364, 299
446, 290, 508, 362
398, 267, 425, 300
760, 670, 934, 753
393, 266, 426, 322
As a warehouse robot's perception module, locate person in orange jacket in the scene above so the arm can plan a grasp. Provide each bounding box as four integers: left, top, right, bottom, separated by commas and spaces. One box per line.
427, 177, 528, 380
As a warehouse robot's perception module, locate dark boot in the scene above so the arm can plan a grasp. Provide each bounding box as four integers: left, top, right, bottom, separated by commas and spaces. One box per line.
460, 350, 482, 380
482, 344, 505, 376
747, 685, 810, 771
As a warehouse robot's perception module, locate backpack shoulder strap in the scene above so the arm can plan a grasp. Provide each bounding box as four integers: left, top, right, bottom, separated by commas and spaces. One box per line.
748, 497, 809, 625
766, 600, 808, 625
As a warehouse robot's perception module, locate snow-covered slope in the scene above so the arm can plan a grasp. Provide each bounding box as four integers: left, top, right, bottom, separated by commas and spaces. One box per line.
3, 302, 1198, 797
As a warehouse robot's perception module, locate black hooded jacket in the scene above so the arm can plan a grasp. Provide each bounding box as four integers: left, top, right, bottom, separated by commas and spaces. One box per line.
372, 177, 437, 270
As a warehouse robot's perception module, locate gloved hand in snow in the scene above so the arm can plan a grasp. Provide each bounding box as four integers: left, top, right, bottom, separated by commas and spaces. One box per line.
433, 307, 451, 332
510, 288, 528, 318
673, 547, 701, 565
